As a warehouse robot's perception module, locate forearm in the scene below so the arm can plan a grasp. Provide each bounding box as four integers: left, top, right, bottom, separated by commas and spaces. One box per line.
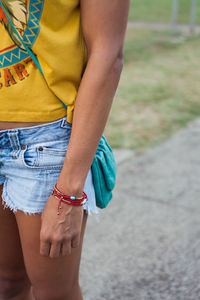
57, 49, 123, 195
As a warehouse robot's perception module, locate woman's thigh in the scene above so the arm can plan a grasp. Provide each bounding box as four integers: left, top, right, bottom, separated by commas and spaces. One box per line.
15, 208, 88, 299
0, 184, 31, 295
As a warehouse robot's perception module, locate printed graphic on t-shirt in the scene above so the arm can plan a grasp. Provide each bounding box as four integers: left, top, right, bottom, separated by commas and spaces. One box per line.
0, 0, 44, 88
0, 0, 27, 49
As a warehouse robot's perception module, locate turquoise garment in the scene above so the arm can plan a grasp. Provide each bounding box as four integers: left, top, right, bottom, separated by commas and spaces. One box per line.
91, 135, 117, 209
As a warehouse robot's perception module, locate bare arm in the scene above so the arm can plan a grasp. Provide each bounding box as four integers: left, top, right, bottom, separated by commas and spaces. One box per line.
40, 0, 130, 258
57, 0, 130, 194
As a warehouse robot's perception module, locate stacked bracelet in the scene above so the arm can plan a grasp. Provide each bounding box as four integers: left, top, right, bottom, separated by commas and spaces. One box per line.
52, 184, 88, 215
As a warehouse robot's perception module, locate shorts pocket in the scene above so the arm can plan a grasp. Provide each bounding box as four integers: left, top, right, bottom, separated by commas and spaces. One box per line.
21, 144, 39, 168
38, 139, 69, 168
21, 138, 69, 169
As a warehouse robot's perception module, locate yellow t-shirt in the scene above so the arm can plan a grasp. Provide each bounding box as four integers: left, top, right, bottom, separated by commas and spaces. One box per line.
0, 0, 87, 124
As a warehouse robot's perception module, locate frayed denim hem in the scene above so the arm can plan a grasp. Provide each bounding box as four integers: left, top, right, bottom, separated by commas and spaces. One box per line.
1, 193, 100, 218
1, 195, 44, 216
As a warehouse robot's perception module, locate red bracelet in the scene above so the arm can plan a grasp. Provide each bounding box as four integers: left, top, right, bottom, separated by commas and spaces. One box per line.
51, 184, 88, 215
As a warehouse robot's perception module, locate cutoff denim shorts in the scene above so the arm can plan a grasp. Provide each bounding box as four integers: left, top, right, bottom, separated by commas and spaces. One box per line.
0, 116, 99, 217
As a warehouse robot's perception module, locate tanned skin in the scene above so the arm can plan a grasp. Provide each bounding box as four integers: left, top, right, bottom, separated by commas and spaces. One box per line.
0, 1, 130, 299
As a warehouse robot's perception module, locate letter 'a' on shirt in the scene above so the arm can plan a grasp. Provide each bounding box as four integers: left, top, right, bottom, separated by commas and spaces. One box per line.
0, 0, 87, 123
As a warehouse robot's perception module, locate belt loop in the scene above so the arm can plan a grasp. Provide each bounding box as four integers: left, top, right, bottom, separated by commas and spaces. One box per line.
60, 116, 68, 128
7, 130, 21, 158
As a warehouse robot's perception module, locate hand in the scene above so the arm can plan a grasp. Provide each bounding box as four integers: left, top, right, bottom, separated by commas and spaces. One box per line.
40, 192, 84, 258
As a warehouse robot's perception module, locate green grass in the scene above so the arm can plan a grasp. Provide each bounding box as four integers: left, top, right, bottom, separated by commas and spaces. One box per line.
104, 28, 200, 153
129, 0, 200, 24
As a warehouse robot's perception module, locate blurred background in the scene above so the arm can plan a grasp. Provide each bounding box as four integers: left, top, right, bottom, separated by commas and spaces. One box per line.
105, 0, 200, 153
81, 2, 200, 300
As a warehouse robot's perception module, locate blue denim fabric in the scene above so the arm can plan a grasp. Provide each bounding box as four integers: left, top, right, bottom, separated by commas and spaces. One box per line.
0, 116, 99, 216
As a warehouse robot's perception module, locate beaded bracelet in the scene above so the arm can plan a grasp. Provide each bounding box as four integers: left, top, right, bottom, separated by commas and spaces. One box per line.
51, 184, 88, 215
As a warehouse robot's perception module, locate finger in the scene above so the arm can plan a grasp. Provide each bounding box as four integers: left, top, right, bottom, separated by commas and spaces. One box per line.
40, 240, 51, 257
71, 233, 81, 248
49, 242, 62, 258
61, 241, 71, 256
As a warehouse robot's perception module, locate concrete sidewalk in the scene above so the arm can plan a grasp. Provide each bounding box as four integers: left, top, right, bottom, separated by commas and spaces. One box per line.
128, 21, 200, 35
80, 118, 200, 300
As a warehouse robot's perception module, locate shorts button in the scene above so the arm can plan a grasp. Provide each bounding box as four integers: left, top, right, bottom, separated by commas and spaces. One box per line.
38, 146, 43, 151
21, 144, 26, 150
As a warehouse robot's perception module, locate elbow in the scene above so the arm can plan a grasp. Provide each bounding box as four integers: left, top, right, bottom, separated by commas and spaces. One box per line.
113, 47, 124, 76
88, 43, 124, 75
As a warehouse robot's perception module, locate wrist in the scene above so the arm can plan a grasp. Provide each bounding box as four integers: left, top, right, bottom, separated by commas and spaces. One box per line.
57, 165, 87, 197
56, 177, 85, 198
52, 184, 87, 215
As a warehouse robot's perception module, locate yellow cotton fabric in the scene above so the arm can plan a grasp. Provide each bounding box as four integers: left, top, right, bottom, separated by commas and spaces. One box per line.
0, 0, 87, 123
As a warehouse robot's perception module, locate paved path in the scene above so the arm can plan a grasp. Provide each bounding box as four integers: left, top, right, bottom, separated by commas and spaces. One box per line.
128, 21, 200, 35
80, 117, 200, 300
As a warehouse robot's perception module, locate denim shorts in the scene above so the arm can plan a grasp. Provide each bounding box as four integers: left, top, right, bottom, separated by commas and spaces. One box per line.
0, 116, 99, 217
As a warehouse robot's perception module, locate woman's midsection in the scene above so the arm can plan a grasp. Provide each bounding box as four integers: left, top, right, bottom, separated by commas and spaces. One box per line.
0, 121, 51, 130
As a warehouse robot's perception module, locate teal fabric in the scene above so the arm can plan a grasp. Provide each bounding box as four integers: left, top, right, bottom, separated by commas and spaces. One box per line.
91, 135, 117, 209
1, 0, 117, 209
